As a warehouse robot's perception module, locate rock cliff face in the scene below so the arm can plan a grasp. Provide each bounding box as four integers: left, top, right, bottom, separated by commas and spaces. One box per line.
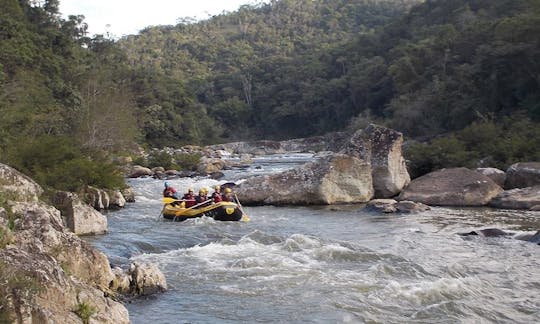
0, 163, 129, 323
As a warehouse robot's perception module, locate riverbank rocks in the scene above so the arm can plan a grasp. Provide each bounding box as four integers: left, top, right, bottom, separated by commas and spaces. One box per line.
80, 185, 128, 210
398, 168, 503, 206
197, 157, 227, 174
236, 154, 373, 205
129, 165, 153, 178
52, 191, 108, 235
0, 163, 43, 202
489, 185, 540, 210
505, 162, 540, 189
0, 200, 129, 323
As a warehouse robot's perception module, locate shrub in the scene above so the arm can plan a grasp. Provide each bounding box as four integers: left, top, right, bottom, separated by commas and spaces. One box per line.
405, 118, 540, 178
2, 136, 125, 192
174, 152, 201, 171
73, 302, 96, 324
146, 150, 175, 169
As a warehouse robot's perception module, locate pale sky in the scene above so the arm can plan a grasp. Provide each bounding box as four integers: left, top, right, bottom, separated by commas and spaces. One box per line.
60, 0, 268, 38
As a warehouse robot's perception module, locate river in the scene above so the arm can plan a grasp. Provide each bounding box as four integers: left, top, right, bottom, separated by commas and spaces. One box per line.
84, 154, 540, 323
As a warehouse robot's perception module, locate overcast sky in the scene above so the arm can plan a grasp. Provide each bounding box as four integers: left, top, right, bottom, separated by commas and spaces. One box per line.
60, 0, 268, 38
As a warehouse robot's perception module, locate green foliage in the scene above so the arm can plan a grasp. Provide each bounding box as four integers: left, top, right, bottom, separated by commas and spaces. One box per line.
0, 192, 17, 231
0, 225, 14, 249
146, 151, 175, 169
405, 117, 540, 178
174, 152, 202, 171
2, 136, 125, 192
73, 302, 96, 324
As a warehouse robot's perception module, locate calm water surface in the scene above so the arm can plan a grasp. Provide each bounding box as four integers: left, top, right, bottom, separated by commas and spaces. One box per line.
85, 156, 540, 323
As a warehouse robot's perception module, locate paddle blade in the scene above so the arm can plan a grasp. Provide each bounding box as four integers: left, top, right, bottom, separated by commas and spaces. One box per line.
241, 215, 250, 222
162, 197, 178, 204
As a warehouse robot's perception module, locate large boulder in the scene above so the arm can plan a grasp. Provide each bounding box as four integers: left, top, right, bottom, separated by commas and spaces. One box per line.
129, 262, 168, 296
236, 154, 373, 205
128, 165, 153, 178
489, 185, 540, 210
398, 168, 503, 206
197, 157, 227, 174
505, 162, 540, 189
0, 163, 43, 202
361, 124, 410, 198
475, 168, 506, 187
52, 191, 108, 235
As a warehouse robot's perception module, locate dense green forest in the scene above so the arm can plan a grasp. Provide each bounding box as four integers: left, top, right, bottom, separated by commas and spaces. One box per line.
1, 0, 539, 192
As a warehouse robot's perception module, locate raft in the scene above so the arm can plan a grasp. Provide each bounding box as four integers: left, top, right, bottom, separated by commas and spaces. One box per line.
162, 201, 246, 221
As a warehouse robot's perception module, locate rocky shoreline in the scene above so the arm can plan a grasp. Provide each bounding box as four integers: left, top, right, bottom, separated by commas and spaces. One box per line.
0, 164, 166, 323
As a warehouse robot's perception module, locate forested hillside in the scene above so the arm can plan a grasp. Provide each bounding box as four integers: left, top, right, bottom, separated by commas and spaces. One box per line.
119, 0, 419, 144
1, 0, 539, 191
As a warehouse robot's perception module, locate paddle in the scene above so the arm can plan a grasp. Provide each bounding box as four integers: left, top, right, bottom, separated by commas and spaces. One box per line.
162, 197, 185, 204
173, 199, 212, 221
234, 194, 250, 222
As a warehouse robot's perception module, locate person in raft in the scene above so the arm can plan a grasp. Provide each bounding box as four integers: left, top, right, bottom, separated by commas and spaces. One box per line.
195, 188, 210, 207
163, 182, 179, 199
211, 185, 222, 203
182, 188, 196, 208
221, 187, 235, 202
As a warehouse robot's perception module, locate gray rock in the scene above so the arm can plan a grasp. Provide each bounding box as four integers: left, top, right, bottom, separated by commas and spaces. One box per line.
362, 124, 411, 198
398, 168, 503, 206
0, 163, 43, 202
365, 199, 398, 213
489, 185, 540, 210
396, 200, 430, 213
108, 190, 126, 209
236, 153, 374, 205
52, 191, 108, 235
475, 167, 506, 187
129, 165, 153, 178
121, 187, 136, 202
505, 162, 540, 189
129, 262, 168, 296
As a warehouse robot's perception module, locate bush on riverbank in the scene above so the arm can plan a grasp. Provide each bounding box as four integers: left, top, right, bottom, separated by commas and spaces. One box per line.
405, 116, 540, 178
1, 136, 125, 192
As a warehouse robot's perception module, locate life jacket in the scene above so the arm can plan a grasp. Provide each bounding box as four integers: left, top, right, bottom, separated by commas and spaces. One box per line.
212, 192, 222, 203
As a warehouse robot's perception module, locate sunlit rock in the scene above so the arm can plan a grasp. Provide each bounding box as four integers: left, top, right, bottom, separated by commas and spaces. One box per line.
52, 191, 108, 235
0, 163, 43, 202
236, 153, 373, 205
